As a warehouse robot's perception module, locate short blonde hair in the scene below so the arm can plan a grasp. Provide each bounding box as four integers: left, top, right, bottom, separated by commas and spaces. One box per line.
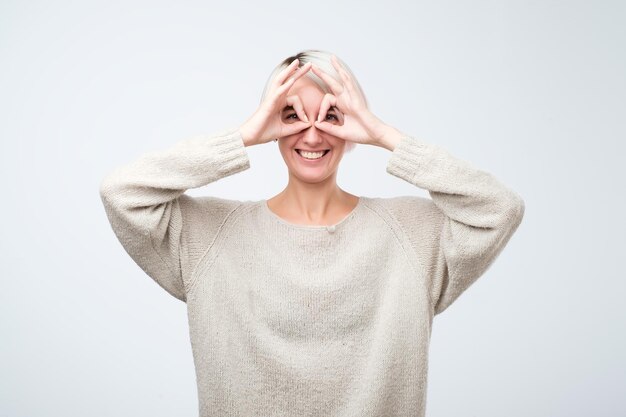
260, 49, 368, 153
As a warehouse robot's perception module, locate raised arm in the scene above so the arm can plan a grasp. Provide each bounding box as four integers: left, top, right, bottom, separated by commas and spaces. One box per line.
98, 127, 250, 302
99, 58, 321, 302
382, 130, 525, 315
294, 55, 524, 316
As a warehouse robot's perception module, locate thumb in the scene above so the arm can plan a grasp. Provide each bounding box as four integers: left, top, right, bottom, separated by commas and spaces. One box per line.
314, 120, 343, 138
282, 121, 312, 137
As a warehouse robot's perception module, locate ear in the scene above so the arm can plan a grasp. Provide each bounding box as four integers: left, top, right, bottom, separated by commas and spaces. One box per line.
344, 141, 357, 153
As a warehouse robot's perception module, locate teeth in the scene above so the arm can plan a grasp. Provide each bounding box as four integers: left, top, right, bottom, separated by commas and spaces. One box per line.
298, 150, 327, 159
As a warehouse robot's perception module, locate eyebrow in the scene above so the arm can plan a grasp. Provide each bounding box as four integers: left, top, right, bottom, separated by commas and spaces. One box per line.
281, 105, 338, 113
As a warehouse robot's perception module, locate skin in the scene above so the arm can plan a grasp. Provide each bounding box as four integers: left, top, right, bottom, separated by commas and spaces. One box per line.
239, 55, 406, 226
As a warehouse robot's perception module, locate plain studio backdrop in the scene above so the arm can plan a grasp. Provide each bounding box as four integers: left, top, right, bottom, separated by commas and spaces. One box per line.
1, 1, 624, 416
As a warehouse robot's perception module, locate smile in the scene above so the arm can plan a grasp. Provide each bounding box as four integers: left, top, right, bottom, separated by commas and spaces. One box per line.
295, 149, 331, 161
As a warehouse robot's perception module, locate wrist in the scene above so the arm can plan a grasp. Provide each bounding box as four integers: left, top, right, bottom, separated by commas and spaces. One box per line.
364, 112, 404, 151
238, 124, 258, 147
361, 112, 404, 151
376, 125, 405, 151
359, 112, 386, 143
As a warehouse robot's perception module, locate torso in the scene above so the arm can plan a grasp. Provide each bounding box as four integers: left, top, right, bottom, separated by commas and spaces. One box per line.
184, 197, 435, 416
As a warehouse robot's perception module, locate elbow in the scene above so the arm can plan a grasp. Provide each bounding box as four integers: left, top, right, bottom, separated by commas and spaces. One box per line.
98, 177, 110, 200
513, 193, 525, 223
98, 175, 116, 204
483, 189, 525, 231
504, 192, 525, 231
99, 164, 129, 203
98, 172, 125, 210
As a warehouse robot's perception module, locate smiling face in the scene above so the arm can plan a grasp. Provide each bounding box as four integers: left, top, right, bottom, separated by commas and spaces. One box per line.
278, 76, 346, 184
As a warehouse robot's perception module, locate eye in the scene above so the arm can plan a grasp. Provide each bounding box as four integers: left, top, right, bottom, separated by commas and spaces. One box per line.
326, 113, 339, 121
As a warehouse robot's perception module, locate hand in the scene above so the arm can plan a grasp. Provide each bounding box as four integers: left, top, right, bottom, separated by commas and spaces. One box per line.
239, 59, 313, 146
310, 55, 390, 147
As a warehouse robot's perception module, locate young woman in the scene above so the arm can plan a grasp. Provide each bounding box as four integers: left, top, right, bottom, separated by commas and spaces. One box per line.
99, 49, 525, 417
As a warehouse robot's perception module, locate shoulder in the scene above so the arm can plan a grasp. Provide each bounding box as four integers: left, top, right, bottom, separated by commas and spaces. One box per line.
176, 195, 248, 271
178, 194, 243, 215
364, 195, 444, 226
362, 195, 445, 244
177, 194, 248, 233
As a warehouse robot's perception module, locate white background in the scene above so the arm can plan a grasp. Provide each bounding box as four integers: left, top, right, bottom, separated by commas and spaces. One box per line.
1, 1, 624, 416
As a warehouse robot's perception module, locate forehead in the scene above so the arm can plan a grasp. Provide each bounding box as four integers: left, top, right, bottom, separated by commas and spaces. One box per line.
286, 76, 325, 103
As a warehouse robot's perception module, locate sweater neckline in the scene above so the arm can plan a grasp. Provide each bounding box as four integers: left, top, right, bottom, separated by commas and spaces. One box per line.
260, 197, 364, 232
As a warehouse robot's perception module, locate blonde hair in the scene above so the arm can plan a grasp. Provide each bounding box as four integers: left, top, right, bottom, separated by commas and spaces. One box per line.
260, 49, 368, 153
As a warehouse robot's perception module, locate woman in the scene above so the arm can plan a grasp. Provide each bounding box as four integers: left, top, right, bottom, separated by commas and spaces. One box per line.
99, 49, 525, 417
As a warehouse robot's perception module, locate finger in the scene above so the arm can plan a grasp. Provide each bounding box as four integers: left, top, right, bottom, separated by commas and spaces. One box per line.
313, 119, 346, 140
330, 55, 356, 94
331, 55, 349, 76
269, 77, 296, 106
288, 62, 312, 85
282, 121, 311, 136
330, 55, 349, 80
311, 64, 344, 95
334, 108, 345, 125
329, 56, 367, 109
286, 94, 309, 122
275, 63, 312, 97
317, 93, 337, 122
280, 61, 311, 90
272, 59, 300, 90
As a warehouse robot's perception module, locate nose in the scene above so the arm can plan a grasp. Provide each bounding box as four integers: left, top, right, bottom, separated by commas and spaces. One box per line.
301, 121, 324, 147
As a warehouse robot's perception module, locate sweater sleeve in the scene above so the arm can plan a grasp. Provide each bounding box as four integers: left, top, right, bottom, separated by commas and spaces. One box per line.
385, 135, 525, 316
98, 127, 250, 302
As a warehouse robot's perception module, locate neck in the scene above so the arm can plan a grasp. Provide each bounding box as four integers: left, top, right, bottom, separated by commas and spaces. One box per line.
269, 173, 357, 224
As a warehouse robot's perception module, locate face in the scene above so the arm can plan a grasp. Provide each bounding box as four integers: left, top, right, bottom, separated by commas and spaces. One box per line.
278, 76, 345, 184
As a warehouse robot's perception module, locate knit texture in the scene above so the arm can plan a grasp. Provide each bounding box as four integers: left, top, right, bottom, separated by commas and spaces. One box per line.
99, 127, 525, 417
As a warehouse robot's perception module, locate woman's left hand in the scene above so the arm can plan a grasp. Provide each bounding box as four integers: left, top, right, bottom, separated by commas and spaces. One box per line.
311, 55, 392, 147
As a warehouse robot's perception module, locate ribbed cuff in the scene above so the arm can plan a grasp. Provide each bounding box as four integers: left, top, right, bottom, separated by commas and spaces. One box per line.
385, 136, 434, 183
206, 128, 251, 178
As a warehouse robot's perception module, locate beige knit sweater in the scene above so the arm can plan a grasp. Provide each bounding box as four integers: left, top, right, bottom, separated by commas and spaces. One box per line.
99, 126, 525, 417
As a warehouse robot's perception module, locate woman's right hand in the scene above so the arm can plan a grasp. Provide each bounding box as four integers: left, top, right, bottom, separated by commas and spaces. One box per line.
239, 58, 313, 146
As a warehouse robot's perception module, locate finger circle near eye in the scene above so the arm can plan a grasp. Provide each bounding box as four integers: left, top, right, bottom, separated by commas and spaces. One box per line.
318, 93, 337, 122
286, 95, 308, 122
